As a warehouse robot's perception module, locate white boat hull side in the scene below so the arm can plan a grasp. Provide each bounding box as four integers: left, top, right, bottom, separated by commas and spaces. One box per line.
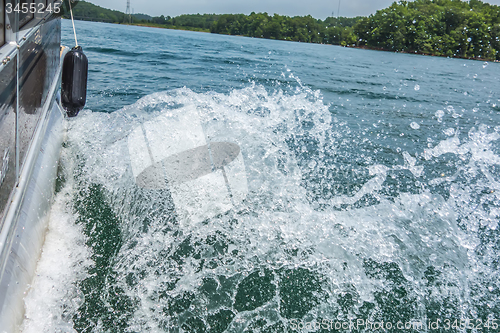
0, 103, 64, 333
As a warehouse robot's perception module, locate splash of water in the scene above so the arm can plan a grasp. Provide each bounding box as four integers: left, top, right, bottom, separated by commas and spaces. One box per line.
22, 84, 500, 332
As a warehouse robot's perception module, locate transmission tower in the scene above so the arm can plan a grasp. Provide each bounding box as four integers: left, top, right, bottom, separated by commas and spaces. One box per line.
125, 0, 131, 24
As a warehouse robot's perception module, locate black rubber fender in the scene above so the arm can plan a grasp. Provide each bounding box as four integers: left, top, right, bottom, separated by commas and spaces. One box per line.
61, 45, 88, 117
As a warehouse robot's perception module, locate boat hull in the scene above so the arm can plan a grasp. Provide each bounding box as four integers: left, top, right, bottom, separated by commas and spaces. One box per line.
0, 16, 64, 332
0, 101, 64, 333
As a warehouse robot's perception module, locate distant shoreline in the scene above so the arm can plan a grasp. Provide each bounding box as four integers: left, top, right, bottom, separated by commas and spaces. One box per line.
350, 45, 500, 63
132, 23, 210, 33
63, 0, 500, 62
67, 19, 499, 63
64, 19, 210, 33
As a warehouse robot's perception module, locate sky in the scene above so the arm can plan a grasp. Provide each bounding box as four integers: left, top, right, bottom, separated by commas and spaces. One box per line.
90, 0, 500, 19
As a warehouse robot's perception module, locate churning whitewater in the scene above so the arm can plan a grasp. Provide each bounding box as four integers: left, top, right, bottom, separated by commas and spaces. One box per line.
21, 81, 500, 332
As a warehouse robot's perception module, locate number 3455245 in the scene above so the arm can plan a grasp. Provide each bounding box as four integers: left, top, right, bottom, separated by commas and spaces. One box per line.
6, 2, 61, 14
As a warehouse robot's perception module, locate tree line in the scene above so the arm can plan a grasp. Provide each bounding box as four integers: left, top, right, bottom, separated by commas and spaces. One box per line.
210, 13, 361, 45
61, 1, 217, 31
61, 0, 131, 23
355, 0, 500, 60
65, 0, 500, 61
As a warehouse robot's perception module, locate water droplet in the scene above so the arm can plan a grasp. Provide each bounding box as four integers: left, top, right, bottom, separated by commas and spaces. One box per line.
435, 110, 445, 118
414, 84, 420, 91
483, 62, 488, 68
410, 122, 420, 129
443, 128, 455, 136
383, 86, 387, 91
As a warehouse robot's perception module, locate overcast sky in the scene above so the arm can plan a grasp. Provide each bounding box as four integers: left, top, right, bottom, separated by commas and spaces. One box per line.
88, 0, 500, 19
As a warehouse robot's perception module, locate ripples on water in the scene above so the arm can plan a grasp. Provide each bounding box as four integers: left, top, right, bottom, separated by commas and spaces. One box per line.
21, 20, 500, 332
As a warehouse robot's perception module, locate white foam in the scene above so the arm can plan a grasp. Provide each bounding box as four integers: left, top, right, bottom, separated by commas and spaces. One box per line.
21, 183, 91, 333
22, 84, 500, 330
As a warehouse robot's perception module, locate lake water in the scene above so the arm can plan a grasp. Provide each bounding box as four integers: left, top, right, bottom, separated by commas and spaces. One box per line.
21, 20, 500, 332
